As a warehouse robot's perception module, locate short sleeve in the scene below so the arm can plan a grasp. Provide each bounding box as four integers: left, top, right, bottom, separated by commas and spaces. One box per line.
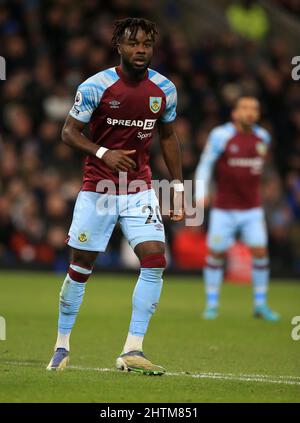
254, 126, 271, 145
206, 126, 232, 155
194, 123, 235, 199
69, 83, 101, 123
160, 83, 177, 123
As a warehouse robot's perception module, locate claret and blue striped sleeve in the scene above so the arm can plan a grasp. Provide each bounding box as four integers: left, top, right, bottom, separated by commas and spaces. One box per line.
69, 68, 119, 123
253, 125, 271, 145
194, 123, 236, 200
148, 69, 177, 123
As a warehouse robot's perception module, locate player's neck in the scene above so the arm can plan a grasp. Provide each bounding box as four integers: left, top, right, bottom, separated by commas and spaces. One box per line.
234, 122, 253, 134
118, 63, 148, 82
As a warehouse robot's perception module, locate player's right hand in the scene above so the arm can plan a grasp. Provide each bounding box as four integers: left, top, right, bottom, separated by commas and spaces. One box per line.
101, 149, 136, 172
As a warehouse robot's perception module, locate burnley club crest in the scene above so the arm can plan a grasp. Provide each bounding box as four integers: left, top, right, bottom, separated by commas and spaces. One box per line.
149, 97, 162, 113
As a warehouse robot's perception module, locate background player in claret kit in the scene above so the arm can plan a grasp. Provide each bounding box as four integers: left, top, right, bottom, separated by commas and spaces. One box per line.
195, 96, 280, 321
47, 18, 185, 375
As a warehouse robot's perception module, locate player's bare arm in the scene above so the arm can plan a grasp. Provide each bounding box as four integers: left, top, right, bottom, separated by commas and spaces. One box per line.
159, 121, 185, 221
62, 115, 136, 172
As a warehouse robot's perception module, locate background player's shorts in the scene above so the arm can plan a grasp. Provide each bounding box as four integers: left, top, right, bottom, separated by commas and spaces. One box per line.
207, 207, 268, 252
67, 189, 165, 252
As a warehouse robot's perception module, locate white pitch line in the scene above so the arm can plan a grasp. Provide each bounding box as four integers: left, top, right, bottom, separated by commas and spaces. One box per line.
1, 361, 300, 386
184, 371, 300, 381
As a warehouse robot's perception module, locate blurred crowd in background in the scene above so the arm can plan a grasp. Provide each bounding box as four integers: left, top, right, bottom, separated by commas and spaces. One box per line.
0, 0, 300, 275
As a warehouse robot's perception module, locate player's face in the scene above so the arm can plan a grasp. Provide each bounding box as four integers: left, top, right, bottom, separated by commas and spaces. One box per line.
118, 28, 154, 72
233, 98, 260, 127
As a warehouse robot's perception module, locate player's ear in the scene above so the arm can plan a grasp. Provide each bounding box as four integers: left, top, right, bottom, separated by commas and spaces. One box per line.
117, 44, 121, 55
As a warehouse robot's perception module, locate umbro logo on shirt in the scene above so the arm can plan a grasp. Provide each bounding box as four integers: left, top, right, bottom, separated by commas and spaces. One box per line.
109, 100, 120, 109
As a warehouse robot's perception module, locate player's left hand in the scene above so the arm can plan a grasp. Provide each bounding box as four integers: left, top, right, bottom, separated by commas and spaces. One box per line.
170, 191, 185, 222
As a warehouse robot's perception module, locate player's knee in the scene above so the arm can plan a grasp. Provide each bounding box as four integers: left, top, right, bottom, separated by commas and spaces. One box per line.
70, 248, 97, 271
140, 253, 166, 270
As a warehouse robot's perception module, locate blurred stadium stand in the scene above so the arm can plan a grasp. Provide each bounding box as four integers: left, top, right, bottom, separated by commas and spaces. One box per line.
0, 0, 300, 277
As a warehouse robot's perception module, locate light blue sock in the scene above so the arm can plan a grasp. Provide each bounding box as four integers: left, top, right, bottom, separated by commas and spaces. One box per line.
129, 268, 164, 336
58, 275, 87, 334
203, 255, 224, 308
252, 257, 269, 308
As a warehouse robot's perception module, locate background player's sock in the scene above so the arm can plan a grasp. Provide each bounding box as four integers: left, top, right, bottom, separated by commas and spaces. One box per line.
203, 255, 224, 308
122, 267, 163, 353
252, 257, 269, 307
55, 264, 92, 350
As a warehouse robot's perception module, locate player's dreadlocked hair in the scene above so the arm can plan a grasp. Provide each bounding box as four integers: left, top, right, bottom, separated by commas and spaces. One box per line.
111, 17, 158, 47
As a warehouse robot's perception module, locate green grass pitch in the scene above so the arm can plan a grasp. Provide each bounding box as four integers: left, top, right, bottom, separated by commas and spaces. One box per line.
0, 271, 299, 402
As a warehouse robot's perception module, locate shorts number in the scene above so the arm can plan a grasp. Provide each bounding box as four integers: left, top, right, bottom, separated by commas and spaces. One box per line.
142, 205, 163, 224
